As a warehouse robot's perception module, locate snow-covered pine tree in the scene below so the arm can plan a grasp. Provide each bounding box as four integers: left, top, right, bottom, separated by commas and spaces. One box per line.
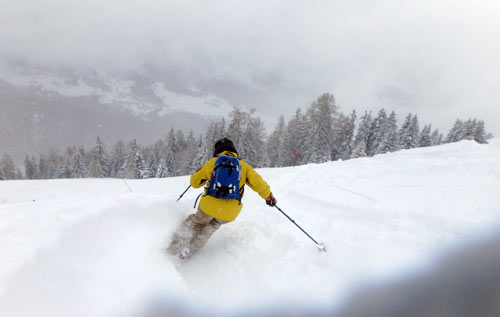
305, 93, 335, 163
377, 111, 399, 154
58, 147, 77, 178
120, 140, 139, 178
0, 162, 5, 180
88, 136, 110, 178
147, 153, 157, 178
71, 149, 87, 178
267, 116, 286, 167
279, 108, 309, 166
463, 119, 476, 140
474, 120, 488, 144
179, 132, 203, 175
244, 111, 266, 167
351, 111, 372, 158
147, 140, 164, 178
398, 113, 420, 149
419, 124, 433, 147
46, 151, 61, 179
431, 129, 443, 146
367, 109, 388, 156
227, 109, 248, 158
157, 130, 176, 177
410, 115, 420, 148
134, 149, 148, 179
330, 110, 356, 161
24, 155, 38, 179
445, 119, 465, 143
109, 140, 126, 178
278, 111, 297, 166
38, 155, 47, 179
351, 140, 367, 159
173, 130, 188, 175
202, 118, 226, 162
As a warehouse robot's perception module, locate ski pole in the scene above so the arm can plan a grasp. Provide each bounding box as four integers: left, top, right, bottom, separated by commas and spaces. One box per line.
274, 205, 326, 252
176, 185, 191, 202
122, 179, 133, 193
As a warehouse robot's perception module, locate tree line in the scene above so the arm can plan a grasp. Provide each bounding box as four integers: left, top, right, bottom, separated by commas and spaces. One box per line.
0, 93, 492, 180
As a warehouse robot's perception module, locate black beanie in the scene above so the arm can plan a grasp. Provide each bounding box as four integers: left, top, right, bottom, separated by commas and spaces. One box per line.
213, 138, 237, 156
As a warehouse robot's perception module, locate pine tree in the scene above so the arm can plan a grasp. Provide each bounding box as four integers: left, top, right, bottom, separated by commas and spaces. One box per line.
431, 129, 443, 146
367, 109, 388, 156
279, 108, 309, 166
46, 152, 61, 179
88, 136, 110, 178
463, 119, 476, 140
227, 109, 247, 156
147, 140, 164, 178
305, 93, 335, 163
351, 140, 367, 159
57, 147, 77, 178
0, 163, 5, 180
419, 124, 433, 147
109, 141, 126, 178
157, 130, 176, 177
121, 140, 139, 178
377, 111, 399, 154
38, 155, 48, 179
244, 111, 266, 167
202, 118, 226, 161
179, 132, 203, 175
190, 135, 205, 171
474, 120, 487, 144
398, 113, 419, 149
351, 111, 372, 158
71, 149, 87, 178
134, 150, 148, 179
267, 116, 286, 167
335, 110, 357, 160
445, 119, 465, 143
24, 155, 38, 179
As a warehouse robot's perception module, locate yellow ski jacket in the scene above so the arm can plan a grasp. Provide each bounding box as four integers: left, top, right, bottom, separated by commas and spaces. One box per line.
190, 151, 271, 222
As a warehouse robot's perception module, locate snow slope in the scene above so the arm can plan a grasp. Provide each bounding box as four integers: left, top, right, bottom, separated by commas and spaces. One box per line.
1, 139, 499, 316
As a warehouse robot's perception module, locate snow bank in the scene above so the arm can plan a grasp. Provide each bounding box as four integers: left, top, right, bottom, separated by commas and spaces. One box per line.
0, 139, 499, 316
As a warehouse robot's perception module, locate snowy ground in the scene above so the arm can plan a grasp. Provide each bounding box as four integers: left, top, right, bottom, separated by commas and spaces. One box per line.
1, 139, 499, 316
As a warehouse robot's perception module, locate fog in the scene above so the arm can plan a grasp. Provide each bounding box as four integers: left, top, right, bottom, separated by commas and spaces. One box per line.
1, 0, 499, 134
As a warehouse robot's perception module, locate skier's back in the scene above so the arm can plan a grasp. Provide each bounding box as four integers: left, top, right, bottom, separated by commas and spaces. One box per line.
167, 138, 277, 261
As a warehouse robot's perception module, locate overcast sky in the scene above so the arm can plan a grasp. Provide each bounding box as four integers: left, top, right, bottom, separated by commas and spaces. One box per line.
1, 0, 499, 135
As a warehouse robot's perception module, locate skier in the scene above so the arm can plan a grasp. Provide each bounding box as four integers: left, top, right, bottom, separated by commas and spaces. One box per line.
167, 137, 277, 261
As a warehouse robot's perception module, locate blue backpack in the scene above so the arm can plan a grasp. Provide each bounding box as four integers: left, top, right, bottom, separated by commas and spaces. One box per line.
206, 155, 242, 201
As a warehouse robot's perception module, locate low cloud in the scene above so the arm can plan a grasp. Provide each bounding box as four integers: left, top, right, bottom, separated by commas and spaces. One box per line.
1, 0, 499, 134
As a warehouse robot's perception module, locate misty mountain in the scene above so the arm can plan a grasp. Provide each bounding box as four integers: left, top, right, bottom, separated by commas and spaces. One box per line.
0, 66, 238, 162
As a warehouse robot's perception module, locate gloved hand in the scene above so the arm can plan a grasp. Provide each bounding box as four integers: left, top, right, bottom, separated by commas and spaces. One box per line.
265, 192, 277, 207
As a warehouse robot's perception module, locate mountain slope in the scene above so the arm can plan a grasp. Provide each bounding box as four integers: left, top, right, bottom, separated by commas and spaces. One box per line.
0, 139, 499, 316
0, 67, 238, 161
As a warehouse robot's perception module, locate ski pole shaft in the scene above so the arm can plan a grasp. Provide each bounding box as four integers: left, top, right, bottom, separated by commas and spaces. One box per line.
176, 185, 191, 202
274, 205, 326, 251
122, 178, 133, 192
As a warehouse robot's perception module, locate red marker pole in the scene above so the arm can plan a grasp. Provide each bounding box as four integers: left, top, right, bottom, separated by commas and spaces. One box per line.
293, 149, 299, 167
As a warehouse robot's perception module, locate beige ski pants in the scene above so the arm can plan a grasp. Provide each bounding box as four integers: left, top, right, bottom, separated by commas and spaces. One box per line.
167, 207, 228, 258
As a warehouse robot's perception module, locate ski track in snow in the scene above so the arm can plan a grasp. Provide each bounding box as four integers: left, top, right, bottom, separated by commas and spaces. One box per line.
0, 139, 500, 316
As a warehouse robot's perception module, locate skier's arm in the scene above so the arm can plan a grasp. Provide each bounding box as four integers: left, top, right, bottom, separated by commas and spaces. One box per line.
243, 162, 271, 199
190, 158, 215, 188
